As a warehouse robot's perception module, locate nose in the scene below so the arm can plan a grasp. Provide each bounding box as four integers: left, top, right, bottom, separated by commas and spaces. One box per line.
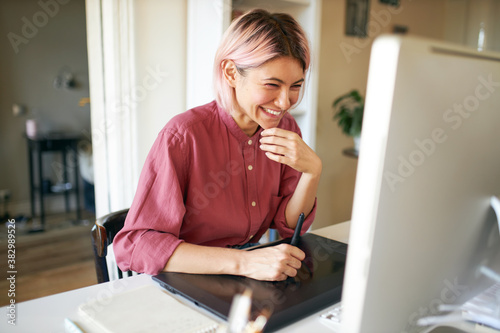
275, 88, 291, 111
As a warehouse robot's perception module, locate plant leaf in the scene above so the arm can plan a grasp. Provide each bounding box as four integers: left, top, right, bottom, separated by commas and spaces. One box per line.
332, 89, 364, 136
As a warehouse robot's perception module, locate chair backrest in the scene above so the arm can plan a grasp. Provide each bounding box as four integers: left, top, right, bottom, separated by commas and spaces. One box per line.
91, 208, 132, 283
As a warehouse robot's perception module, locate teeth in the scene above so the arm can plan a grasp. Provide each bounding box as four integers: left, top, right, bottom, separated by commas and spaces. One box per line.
263, 107, 281, 116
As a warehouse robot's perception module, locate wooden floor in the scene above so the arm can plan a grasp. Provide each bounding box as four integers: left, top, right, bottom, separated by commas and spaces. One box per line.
0, 212, 98, 307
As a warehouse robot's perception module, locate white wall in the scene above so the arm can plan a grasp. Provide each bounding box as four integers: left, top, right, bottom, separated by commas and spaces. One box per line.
444, 0, 500, 52
133, 0, 187, 170
313, 0, 448, 229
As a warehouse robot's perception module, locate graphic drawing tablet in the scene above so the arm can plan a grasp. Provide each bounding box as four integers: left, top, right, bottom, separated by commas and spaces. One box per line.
153, 233, 347, 332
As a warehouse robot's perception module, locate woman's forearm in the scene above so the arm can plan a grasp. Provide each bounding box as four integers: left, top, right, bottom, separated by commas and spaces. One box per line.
163, 241, 306, 281
164, 242, 242, 275
285, 167, 322, 228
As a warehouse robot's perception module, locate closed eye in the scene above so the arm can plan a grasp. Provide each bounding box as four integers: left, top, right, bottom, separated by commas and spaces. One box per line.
264, 83, 302, 90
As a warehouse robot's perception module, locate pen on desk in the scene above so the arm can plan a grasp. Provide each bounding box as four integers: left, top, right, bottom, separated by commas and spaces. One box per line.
243, 308, 271, 333
227, 288, 252, 333
290, 212, 305, 246
64, 317, 85, 333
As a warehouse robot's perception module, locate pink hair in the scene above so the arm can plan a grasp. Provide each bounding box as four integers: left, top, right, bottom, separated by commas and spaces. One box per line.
213, 9, 311, 113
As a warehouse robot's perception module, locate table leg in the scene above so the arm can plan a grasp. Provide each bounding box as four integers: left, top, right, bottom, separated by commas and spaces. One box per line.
36, 147, 45, 231
72, 144, 81, 221
62, 149, 70, 213
27, 141, 35, 223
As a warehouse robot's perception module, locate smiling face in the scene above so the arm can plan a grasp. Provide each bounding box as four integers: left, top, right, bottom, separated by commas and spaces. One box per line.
223, 57, 305, 137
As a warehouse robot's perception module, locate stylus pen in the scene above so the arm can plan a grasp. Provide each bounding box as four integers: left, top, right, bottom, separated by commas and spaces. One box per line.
290, 212, 305, 246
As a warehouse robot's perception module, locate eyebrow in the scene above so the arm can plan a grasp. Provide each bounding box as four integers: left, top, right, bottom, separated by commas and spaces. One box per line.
264, 77, 305, 85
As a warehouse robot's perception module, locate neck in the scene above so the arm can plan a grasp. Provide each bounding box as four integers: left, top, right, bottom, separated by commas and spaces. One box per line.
230, 111, 259, 137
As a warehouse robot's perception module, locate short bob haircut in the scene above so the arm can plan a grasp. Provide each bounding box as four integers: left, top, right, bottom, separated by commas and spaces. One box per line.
213, 9, 311, 113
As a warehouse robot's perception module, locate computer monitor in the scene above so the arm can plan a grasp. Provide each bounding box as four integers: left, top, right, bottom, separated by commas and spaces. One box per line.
341, 35, 500, 333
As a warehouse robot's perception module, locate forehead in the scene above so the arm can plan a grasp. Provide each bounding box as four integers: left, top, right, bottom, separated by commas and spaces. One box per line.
249, 57, 304, 82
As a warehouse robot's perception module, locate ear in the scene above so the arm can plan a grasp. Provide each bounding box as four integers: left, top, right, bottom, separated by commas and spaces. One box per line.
221, 59, 238, 88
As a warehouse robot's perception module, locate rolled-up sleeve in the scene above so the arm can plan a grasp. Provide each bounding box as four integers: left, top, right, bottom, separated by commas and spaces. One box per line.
114, 130, 188, 275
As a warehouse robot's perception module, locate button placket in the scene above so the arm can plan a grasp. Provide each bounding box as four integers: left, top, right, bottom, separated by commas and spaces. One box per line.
243, 139, 260, 240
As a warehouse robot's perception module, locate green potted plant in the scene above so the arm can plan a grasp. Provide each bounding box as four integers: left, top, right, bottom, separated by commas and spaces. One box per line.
332, 89, 364, 153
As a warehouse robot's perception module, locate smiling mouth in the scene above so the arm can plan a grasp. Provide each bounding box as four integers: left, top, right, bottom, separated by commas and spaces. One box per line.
261, 107, 282, 116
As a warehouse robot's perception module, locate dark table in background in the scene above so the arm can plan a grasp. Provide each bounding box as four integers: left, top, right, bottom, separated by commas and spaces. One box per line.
342, 148, 359, 158
26, 132, 83, 231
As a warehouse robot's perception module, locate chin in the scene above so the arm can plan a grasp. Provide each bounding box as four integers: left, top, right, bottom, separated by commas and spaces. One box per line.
259, 119, 282, 130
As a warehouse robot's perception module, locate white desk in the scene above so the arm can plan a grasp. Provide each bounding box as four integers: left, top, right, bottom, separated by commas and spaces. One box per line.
0, 223, 350, 333
311, 221, 350, 244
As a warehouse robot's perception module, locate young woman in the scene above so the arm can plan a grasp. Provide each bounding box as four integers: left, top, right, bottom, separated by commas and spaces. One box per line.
114, 9, 322, 281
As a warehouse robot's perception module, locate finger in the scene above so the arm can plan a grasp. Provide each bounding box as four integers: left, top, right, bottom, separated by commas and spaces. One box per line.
260, 143, 288, 155
259, 271, 287, 281
290, 248, 306, 261
277, 244, 306, 261
260, 141, 300, 161
261, 127, 291, 137
269, 261, 300, 279
274, 272, 289, 281
283, 267, 298, 278
287, 257, 303, 270
260, 138, 301, 152
263, 152, 286, 164
260, 132, 300, 144
259, 135, 286, 146
260, 138, 302, 159
264, 150, 301, 169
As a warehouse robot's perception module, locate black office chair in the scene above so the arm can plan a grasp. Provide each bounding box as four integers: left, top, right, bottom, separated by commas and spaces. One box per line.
91, 208, 134, 283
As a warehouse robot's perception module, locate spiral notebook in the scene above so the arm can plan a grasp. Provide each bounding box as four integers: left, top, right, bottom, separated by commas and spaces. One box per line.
78, 285, 219, 333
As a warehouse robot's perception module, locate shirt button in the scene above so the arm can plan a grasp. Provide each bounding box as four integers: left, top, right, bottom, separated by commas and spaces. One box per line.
251, 201, 256, 207
248, 165, 253, 171
249, 234, 254, 240
248, 140, 252, 145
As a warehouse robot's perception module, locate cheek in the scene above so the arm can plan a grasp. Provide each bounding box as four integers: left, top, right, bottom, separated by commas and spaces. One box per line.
290, 91, 301, 104
252, 91, 276, 106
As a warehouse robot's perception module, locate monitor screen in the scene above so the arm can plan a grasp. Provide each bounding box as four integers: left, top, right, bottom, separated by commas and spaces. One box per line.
341, 35, 500, 333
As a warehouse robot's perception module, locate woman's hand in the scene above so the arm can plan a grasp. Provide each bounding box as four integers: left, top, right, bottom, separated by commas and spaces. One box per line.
239, 244, 305, 281
260, 127, 322, 228
260, 128, 321, 177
